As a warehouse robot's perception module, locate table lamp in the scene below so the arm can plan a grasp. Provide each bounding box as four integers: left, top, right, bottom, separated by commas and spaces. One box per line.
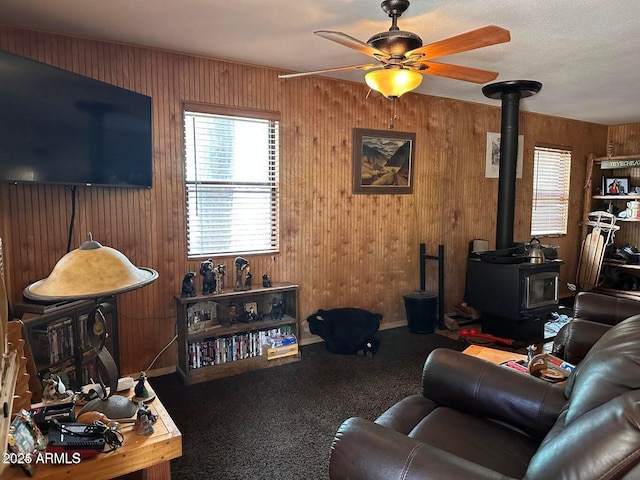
23, 233, 158, 418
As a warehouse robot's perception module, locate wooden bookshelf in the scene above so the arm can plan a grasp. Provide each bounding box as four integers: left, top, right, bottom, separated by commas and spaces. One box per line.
175, 282, 300, 384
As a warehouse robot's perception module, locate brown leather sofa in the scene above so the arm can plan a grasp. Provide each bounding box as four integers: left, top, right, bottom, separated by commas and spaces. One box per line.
329, 313, 640, 480
552, 291, 640, 364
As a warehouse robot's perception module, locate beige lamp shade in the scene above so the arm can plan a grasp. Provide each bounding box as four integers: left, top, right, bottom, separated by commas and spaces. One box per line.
24, 233, 158, 301
365, 68, 423, 99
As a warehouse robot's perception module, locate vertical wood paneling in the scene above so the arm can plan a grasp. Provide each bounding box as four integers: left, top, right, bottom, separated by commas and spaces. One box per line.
0, 26, 622, 376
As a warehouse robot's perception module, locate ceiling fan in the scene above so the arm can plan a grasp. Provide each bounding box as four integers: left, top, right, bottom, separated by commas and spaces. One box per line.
279, 0, 511, 99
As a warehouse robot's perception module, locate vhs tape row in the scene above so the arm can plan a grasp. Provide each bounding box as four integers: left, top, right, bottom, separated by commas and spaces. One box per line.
188, 325, 294, 370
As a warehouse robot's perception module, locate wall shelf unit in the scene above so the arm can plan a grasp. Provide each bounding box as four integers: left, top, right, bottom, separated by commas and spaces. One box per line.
175, 282, 300, 385
584, 152, 640, 299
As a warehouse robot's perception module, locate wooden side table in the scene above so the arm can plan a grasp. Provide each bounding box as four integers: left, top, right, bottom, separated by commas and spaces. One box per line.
1, 388, 182, 480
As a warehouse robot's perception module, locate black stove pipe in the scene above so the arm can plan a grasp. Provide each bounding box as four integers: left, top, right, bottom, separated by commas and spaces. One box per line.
482, 80, 542, 250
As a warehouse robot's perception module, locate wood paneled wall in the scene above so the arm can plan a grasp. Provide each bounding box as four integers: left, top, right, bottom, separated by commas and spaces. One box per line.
0, 27, 612, 375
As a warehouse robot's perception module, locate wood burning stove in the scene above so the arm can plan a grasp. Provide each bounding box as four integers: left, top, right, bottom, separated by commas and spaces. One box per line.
465, 254, 562, 342
464, 80, 561, 343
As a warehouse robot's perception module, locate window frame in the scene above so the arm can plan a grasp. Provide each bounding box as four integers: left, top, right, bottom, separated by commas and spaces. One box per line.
182, 102, 280, 259
530, 143, 572, 237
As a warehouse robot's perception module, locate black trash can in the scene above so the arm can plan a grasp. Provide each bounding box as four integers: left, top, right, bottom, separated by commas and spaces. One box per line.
403, 291, 438, 334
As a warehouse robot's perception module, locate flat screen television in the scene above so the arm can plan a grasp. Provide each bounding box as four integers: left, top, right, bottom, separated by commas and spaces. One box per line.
0, 49, 152, 188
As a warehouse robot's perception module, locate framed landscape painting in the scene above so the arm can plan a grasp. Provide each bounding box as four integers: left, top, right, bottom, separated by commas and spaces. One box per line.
352, 128, 415, 194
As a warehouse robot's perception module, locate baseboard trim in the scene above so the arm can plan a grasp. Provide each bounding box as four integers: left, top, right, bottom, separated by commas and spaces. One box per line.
299, 320, 409, 347
123, 365, 176, 379
380, 320, 408, 331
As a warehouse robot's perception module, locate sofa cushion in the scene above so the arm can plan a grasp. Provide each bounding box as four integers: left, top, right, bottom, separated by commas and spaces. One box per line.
375, 394, 437, 435
408, 407, 538, 478
564, 314, 640, 424
526, 390, 640, 480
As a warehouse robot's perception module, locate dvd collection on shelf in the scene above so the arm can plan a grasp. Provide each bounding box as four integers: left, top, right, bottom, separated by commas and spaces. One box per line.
17, 298, 118, 392
77, 312, 91, 350
29, 314, 99, 390
31, 316, 75, 366
188, 325, 296, 369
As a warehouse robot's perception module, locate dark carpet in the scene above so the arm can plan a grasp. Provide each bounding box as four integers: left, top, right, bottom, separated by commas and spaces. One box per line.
151, 327, 467, 480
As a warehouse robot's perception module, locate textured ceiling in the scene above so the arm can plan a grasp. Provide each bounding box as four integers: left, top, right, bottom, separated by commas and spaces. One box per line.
1, 0, 639, 125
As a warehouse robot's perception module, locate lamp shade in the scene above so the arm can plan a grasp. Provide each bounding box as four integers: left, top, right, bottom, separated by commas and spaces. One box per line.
365, 68, 423, 99
24, 233, 158, 301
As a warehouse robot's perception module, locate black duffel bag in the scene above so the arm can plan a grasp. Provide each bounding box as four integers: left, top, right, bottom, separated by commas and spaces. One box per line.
307, 308, 382, 355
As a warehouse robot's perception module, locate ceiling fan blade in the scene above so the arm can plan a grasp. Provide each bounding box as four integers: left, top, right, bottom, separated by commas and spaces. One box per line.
314, 30, 389, 60
406, 25, 510, 60
415, 61, 499, 84
279, 64, 379, 79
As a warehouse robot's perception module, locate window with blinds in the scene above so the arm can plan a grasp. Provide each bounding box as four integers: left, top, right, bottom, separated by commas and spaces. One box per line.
531, 145, 572, 236
183, 105, 280, 258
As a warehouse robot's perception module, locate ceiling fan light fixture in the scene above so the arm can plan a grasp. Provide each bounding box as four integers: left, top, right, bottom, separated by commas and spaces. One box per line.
365, 68, 423, 99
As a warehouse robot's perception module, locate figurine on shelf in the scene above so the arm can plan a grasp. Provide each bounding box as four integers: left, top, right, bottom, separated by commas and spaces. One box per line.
228, 302, 238, 325
42, 374, 74, 402
136, 415, 154, 435
137, 401, 157, 423
134, 371, 149, 399
238, 309, 256, 323
200, 259, 216, 295
262, 273, 272, 288
269, 297, 284, 321
135, 401, 157, 436
234, 256, 250, 291
181, 271, 196, 297
244, 266, 252, 290
213, 264, 225, 294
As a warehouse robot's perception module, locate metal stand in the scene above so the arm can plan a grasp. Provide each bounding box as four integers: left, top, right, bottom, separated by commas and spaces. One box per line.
420, 243, 445, 329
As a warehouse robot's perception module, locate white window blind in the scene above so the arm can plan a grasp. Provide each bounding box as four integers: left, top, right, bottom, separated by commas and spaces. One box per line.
531, 145, 572, 236
183, 107, 279, 258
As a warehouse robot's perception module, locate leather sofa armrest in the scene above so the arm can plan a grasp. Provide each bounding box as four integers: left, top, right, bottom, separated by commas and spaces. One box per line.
551, 323, 571, 358
329, 417, 507, 480
420, 349, 566, 438
573, 291, 640, 325
556, 319, 613, 364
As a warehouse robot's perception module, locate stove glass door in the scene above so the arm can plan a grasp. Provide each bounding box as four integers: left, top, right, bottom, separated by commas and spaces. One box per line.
524, 271, 558, 309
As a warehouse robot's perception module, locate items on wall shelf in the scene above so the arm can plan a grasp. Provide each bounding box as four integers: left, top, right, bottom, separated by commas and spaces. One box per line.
582, 152, 640, 299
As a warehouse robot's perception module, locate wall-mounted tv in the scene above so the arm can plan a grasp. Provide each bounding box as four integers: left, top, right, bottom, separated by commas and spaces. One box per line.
0, 49, 152, 188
